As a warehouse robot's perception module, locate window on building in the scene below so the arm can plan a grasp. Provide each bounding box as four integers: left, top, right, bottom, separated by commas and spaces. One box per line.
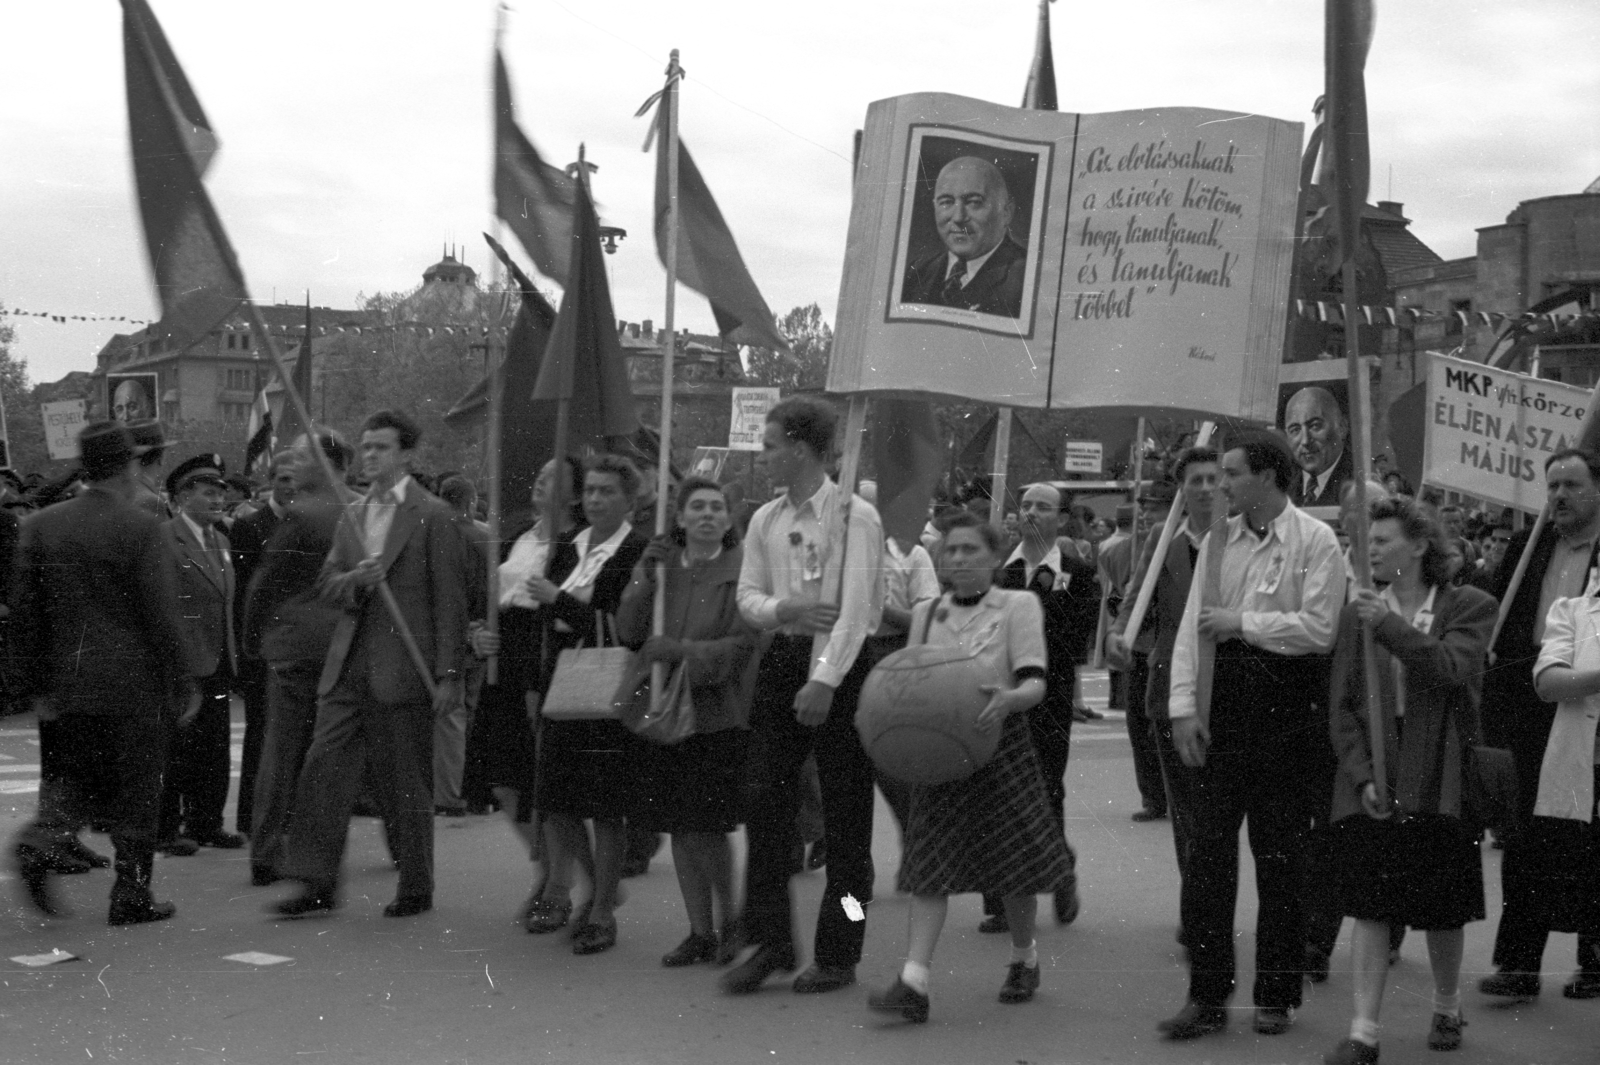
226, 334, 236, 350
226, 368, 253, 391
239, 333, 251, 350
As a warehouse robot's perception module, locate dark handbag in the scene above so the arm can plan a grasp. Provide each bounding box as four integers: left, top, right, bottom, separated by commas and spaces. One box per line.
1462, 743, 1519, 837
620, 658, 696, 745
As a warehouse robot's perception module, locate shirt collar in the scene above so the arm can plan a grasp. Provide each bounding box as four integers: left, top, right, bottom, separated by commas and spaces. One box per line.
780, 478, 835, 517
1379, 583, 1438, 630
576, 521, 632, 553
268, 497, 288, 520
368, 475, 411, 504
179, 511, 210, 545
1230, 502, 1294, 544
946, 239, 1003, 285
1006, 541, 1061, 576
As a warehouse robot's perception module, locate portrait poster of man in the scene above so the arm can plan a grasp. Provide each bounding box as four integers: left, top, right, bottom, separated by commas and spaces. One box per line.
891, 129, 1049, 331
1277, 375, 1356, 509
107, 373, 159, 424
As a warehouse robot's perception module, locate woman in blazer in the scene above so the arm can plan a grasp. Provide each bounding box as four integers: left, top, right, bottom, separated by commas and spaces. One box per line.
616, 477, 760, 968
526, 454, 648, 956
1324, 498, 1495, 1064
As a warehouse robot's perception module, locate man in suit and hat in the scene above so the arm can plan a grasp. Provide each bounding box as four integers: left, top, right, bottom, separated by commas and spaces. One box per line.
9, 421, 190, 924
274, 409, 467, 919
157, 454, 243, 854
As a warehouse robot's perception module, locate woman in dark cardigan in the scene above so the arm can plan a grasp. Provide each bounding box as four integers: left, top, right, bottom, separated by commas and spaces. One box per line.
616, 477, 761, 968
1323, 498, 1495, 1065
526, 454, 648, 956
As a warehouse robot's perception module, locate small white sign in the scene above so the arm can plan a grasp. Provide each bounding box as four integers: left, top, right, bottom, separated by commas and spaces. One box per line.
1063, 441, 1103, 474
40, 399, 87, 461
223, 952, 294, 966
728, 387, 780, 452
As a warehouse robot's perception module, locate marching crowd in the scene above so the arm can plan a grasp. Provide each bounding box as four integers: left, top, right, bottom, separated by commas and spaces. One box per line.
6, 396, 1599, 1064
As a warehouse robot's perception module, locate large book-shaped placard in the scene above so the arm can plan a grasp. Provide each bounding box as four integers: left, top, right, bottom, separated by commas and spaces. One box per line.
829, 93, 1302, 421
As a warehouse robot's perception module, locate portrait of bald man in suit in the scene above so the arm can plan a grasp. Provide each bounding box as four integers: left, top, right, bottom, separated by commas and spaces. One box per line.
900, 155, 1029, 319
1284, 386, 1354, 509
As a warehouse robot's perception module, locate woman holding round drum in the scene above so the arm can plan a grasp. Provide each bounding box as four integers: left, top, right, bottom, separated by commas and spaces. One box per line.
866, 511, 1072, 1024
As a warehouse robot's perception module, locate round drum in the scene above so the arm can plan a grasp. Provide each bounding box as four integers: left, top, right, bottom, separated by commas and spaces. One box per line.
856, 644, 1001, 785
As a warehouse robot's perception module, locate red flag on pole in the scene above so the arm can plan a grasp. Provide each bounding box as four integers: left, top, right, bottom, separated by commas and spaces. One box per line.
1324, 0, 1375, 267
122, 0, 247, 347
494, 49, 578, 286
532, 181, 638, 448
647, 93, 787, 352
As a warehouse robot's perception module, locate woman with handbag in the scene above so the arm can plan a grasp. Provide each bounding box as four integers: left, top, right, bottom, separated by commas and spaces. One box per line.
526, 454, 649, 955
467, 457, 587, 930
616, 477, 761, 968
1323, 498, 1495, 1065
868, 513, 1072, 1024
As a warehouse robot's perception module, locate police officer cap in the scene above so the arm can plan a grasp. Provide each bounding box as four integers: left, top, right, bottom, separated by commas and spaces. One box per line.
166, 454, 227, 498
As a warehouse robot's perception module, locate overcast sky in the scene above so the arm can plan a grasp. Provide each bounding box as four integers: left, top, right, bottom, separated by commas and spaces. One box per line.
2, 0, 1596, 387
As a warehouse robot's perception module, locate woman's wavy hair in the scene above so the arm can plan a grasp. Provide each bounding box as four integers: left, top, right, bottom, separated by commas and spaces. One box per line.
669, 476, 740, 550
1370, 496, 1452, 588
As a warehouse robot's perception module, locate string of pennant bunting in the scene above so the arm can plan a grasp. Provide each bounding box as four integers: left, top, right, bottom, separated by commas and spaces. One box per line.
1295, 300, 1600, 329
1, 307, 153, 325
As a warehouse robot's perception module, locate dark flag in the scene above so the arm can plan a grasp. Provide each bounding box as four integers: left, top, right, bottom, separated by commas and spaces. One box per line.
244, 389, 272, 474
494, 49, 577, 285
872, 399, 944, 546
122, 0, 247, 348
531, 182, 638, 449
444, 234, 561, 529
1021, 0, 1058, 111
647, 82, 787, 351
1324, 0, 1375, 266
274, 295, 315, 445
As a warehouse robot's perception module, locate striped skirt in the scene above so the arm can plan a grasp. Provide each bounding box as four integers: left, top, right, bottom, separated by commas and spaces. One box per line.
896, 710, 1072, 898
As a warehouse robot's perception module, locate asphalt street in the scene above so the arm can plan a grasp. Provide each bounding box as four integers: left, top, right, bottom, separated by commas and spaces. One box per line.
0, 671, 1593, 1065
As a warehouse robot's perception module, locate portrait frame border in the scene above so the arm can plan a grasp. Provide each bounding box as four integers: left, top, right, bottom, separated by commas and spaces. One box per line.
884, 122, 1053, 340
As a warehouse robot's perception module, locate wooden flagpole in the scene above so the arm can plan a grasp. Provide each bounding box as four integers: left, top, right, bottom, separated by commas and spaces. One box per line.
484, 331, 504, 685
989, 409, 1012, 532
1120, 421, 1215, 642
651, 51, 685, 710
244, 304, 437, 700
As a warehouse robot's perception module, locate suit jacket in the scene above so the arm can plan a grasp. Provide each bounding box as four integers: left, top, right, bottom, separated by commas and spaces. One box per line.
999, 551, 1100, 718
10, 486, 187, 716
162, 515, 237, 679
228, 503, 281, 653
317, 483, 469, 703
1328, 584, 1495, 822
243, 495, 345, 665
453, 515, 493, 625
1110, 526, 1201, 726
1289, 448, 1355, 508
541, 527, 650, 651
901, 234, 1028, 318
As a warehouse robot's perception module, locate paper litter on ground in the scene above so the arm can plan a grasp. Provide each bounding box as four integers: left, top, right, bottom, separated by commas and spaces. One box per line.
11, 949, 78, 967
223, 951, 293, 966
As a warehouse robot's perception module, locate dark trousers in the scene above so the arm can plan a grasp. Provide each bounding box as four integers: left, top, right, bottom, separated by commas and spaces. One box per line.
249, 659, 322, 873
281, 649, 435, 900
1182, 644, 1323, 1010
1125, 652, 1166, 813
20, 715, 167, 892
1155, 722, 1198, 885
159, 671, 233, 840
742, 634, 875, 969
235, 661, 268, 835
984, 702, 1078, 916
1493, 766, 1600, 976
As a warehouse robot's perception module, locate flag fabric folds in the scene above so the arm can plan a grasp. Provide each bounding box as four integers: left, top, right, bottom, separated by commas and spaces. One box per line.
1324, 0, 1375, 267
872, 399, 944, 546
122, 0, 247, 349
649, 88, 787, 352
1021, 0, 1058, 111
274, 296, 315, 446
244, 388, 272, 474
494, 50, 578, 286
532, 182, 638, 451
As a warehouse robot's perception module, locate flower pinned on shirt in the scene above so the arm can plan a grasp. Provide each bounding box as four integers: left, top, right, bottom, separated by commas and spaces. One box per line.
788, 531, 803, 546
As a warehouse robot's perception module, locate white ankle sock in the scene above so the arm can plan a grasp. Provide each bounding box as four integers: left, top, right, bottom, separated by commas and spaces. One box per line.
1010, 941, 1038, 967
1349, 1017, 1380, 1046
900, 961, 929, 993
1432, 990, 1461, 1018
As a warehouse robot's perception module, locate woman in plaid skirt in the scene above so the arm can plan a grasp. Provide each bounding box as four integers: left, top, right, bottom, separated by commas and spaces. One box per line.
868, 513, 1073, 1023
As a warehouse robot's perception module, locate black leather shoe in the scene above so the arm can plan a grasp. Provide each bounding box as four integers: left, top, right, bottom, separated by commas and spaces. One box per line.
156, 837, 199, 857
192, 831, 246, 850
720, 944, 797, 994
978, 912, 1010, 934
1324, 1037, 1380, 1064
1563, 970, 1600, 1000
572, 919, 618, 955
1478, 971, 1540, 998
13, 843, 61, 916
1304, 946, 1331, 984
108, 897, 176, 926
383, 895, 432, 918
1428, 1011, 1465, 1050
868, 977, 930, 1023
250, 864, 281, 887
1053, 886, 1080, 925
45, 851, 93, 875
1158, 1001, 1228, 1041
662, 932, 718, 967
1130, 807, 1168, 822
273, 886, 339, 918
998, 962, 1040, 1003
793, 964, 856, 993
1253, 1006, 1293, 1035
65, 838, 111, 869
